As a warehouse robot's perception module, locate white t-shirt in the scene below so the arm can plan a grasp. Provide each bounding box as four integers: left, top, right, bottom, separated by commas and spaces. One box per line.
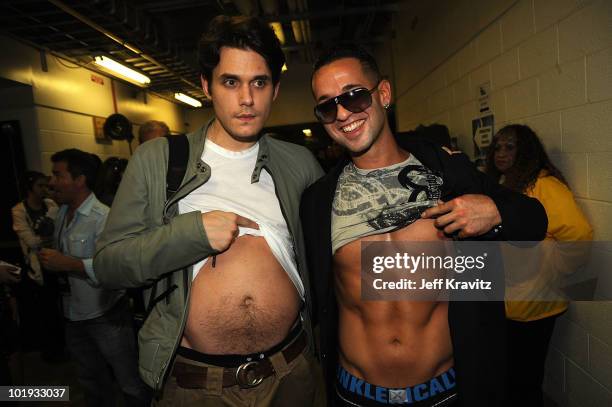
178, 138, 304, 298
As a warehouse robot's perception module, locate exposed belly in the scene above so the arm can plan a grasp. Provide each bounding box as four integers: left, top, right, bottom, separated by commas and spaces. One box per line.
182, 235, 300, 354
334, 219, 454, 387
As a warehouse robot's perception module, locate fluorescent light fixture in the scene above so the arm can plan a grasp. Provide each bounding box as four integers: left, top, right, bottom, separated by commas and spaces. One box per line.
174, 93, 202, 108
302, 128, 312, 137
291, 21, 303, 43
269, 22, 285, 45
94, 56, 150, 85
282, 63, 288, 73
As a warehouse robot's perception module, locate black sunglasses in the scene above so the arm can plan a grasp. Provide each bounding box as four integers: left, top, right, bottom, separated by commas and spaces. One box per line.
314, 81, 381, 124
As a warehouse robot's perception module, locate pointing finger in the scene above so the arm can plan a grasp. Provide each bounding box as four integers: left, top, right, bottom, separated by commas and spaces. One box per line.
235, 215, 259, 230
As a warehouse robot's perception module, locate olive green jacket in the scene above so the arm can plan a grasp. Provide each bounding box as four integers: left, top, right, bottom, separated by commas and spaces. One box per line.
94, 121, 324, 391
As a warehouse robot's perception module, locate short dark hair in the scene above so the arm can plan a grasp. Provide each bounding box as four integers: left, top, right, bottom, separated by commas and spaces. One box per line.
313, 43, 382, 83
51, 149, 101, 191
198, 15, 285, 87
416, 124, 452, 149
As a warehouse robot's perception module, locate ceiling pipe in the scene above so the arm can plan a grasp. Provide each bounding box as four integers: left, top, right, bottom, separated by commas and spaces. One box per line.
286, 0, 302, 44
291, 20, 303, 43
287, 0, 313, 61
231, 0, 258, 16
259, 0, 279, 15
261, 4, 400, 23
46, 0, 201, 93
259, 0, 288, 54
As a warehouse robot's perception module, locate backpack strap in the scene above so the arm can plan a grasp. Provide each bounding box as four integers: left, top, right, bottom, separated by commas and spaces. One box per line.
164, 133, 189, 202
143, 134, 189, 315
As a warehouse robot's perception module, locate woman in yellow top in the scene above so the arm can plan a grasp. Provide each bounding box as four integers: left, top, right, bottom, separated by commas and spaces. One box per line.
486, 124, 592, 407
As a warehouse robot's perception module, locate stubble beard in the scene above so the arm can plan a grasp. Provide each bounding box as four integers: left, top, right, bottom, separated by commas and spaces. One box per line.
213, 116, 262, 146
344, 122, 383, 158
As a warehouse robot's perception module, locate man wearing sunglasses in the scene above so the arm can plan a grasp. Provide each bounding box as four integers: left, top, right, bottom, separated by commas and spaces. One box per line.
300, 45, 548, 406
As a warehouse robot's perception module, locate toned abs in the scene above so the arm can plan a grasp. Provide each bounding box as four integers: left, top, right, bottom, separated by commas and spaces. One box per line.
334, 219, 454, 388
182, 235, 300, 354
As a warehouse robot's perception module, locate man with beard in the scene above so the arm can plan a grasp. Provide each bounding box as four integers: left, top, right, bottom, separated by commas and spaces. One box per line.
94, 16, 324, 406
39, 148, 150, 406
301, 45, 547, 406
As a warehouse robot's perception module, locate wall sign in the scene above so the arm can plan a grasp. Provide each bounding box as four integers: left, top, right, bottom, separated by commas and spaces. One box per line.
93, 116, 107, 140
472, 114, 494, 161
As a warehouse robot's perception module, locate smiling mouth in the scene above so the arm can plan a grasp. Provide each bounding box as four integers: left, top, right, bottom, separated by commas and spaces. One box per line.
341, 119, 365, 133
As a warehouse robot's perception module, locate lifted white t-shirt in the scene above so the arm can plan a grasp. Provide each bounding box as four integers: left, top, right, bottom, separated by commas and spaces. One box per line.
178, 138, 304, 299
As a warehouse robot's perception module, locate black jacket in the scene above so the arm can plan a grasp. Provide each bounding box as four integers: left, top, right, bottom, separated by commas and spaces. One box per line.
300, 137, 548, 406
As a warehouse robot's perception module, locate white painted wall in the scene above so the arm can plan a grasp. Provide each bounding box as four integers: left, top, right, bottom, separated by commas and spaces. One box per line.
0, 35, 189, 173
392, 0, 612, 405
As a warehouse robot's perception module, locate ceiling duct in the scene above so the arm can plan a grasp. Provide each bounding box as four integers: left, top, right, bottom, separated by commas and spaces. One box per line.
46, 0, 202, 97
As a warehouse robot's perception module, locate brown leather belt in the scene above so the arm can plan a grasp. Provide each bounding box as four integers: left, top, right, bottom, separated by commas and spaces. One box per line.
172, 331, 306, 389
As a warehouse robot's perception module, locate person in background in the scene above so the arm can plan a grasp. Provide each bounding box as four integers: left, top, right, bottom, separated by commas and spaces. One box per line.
12, 171, 58, 285
0, 262, 21, 385
138, 120, 170, 144
486, 124, 593, 407
94, 157, 129, 207
94, 157, 147, 322
0, 263, 21, 284
39, 149, 151, 406
407, 123, 453, 150
11, 171, 64, 362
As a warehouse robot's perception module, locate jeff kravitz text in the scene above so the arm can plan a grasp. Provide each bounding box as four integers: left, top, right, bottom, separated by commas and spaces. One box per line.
369, 252, 493, 292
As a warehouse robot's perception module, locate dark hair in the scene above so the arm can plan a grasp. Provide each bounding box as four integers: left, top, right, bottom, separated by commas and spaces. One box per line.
198, 15, 285, 87
94, 157, 128, 207
485, 124, 567, 193
20, 170, 47, 196
313, 43, 382, 83
51, 149, 101, 191
416, 124, 452, 149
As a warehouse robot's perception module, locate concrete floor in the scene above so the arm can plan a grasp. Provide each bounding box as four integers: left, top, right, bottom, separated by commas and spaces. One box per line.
10, 350, 129, 407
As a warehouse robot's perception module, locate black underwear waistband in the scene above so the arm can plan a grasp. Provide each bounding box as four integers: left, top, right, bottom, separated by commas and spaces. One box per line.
176, 319, 303, 368
335, 364, 458, 406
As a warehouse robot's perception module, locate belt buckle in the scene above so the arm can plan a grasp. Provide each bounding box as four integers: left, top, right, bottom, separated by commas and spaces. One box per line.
235, 361, 264, 388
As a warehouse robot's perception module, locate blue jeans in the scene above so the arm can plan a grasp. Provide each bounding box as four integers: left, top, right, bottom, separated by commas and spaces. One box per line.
66, 297, 151, 407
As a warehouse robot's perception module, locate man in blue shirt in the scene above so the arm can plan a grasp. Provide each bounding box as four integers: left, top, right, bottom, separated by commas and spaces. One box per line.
39, 148, 150, 406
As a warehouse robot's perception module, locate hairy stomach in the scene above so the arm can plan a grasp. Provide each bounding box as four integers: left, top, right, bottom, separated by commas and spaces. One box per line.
182, 235, 300, 354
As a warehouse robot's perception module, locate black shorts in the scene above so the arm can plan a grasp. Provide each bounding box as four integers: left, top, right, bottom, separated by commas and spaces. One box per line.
335, 364, 458, 406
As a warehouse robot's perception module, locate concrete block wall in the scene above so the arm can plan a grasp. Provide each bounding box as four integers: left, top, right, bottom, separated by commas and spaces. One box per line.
0, 35, 189, 173
393, 0, 612, 405
36, 106, 131, 174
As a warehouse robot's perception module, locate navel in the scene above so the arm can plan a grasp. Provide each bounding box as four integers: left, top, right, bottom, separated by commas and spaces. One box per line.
240, 295, 255, 309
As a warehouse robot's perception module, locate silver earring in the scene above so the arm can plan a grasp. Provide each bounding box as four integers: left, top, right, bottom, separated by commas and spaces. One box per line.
384, 103, 390, 109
